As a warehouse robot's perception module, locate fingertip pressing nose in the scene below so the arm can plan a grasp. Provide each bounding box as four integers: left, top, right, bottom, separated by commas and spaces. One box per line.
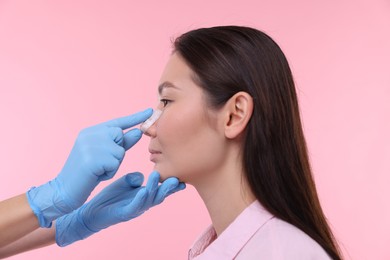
140, 109, 162, 136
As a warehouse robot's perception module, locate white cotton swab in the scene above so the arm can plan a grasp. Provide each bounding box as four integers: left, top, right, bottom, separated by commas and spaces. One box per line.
140, 109, 163, 133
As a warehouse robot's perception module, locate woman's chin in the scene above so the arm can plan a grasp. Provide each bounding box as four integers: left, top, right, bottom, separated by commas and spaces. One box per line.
152, 166, 168, 181
153, 166, 183, 182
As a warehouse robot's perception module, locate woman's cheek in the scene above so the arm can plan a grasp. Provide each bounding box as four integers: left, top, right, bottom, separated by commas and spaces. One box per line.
157, 113, 179, 142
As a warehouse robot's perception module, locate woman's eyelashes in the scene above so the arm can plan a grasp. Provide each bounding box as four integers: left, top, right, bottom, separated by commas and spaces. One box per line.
160, 98, 172, 107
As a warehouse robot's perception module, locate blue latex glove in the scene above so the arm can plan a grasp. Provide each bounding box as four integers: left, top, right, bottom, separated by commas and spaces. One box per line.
27, 109, 153, 227
55, 171, 185, 246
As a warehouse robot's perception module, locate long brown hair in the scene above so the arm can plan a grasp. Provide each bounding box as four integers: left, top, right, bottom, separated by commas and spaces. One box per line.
173, 26, 342, 259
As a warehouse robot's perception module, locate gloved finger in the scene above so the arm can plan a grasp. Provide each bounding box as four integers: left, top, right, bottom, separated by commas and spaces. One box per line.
108, 127, 124, 146
145, 171, 160, 206
97, 157, 121, 181
124, 172, 144, 188
166, 182, 186, 197
108, 144, 126, 161
153, 177, 180, 205
103, 108, 153, 130
122, 128, 143, 151
99, 172, 144, 195
119, 188, 148, 221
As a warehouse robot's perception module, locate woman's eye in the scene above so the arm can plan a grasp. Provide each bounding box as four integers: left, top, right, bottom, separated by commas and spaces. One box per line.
160, 99, 171, 107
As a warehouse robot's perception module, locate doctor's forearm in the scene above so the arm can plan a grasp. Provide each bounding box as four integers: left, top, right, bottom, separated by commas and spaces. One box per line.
0, 225, 55, 259
0, 194, 40, 248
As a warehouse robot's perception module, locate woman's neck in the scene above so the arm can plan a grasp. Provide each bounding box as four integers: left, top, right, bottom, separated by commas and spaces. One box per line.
193, 154, 256, 236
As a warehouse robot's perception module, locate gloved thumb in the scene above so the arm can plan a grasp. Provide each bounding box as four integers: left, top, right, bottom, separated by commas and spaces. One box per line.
125, 172, 144, 188
153, 177, 184, 205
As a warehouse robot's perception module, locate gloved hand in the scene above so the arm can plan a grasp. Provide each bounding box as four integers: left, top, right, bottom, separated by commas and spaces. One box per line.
55, 171, 185, 247
27, 109, 153, 228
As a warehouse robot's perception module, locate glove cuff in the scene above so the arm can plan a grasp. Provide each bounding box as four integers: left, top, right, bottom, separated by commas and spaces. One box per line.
55, 205, 96, 247
26, 180, 75, 228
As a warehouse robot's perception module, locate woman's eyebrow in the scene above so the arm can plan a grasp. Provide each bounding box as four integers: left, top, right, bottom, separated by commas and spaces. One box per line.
158, 81, 180, 95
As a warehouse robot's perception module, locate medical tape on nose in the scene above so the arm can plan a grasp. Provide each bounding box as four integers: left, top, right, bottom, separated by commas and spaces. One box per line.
140, 109, 162, 133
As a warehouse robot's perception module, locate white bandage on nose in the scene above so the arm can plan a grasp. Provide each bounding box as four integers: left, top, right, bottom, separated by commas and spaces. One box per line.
140, 109, 163, 133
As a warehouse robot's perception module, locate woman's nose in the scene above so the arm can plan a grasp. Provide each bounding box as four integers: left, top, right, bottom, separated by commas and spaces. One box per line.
143, 121, 157, 137
141, 109, 162, 137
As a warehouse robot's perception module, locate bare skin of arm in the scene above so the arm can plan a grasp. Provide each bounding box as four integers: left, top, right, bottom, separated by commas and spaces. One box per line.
0, 226, 55, 259
0, 194, 40, 247
0, 194, 55, 258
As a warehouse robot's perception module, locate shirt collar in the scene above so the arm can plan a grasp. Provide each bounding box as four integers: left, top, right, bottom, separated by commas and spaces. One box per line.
189, 200, 274, 259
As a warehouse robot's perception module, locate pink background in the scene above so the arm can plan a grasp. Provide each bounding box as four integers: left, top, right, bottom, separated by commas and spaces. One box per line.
1, 0, 389, 259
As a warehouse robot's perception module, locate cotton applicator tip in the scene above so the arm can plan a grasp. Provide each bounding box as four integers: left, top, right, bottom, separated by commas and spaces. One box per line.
140, 109, 162, 133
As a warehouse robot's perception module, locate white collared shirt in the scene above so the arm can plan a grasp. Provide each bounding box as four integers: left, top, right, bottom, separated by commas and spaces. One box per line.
188, 200, 332, 259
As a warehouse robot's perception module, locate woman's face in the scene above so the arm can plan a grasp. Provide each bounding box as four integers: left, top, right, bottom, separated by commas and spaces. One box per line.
146, 53, 228, 183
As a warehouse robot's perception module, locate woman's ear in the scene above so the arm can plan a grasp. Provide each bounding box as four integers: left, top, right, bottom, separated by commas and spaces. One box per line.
224, 91, 254, 139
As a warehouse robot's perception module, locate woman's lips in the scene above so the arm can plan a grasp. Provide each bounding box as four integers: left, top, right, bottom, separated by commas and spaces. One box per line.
149, 149, 162, 162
